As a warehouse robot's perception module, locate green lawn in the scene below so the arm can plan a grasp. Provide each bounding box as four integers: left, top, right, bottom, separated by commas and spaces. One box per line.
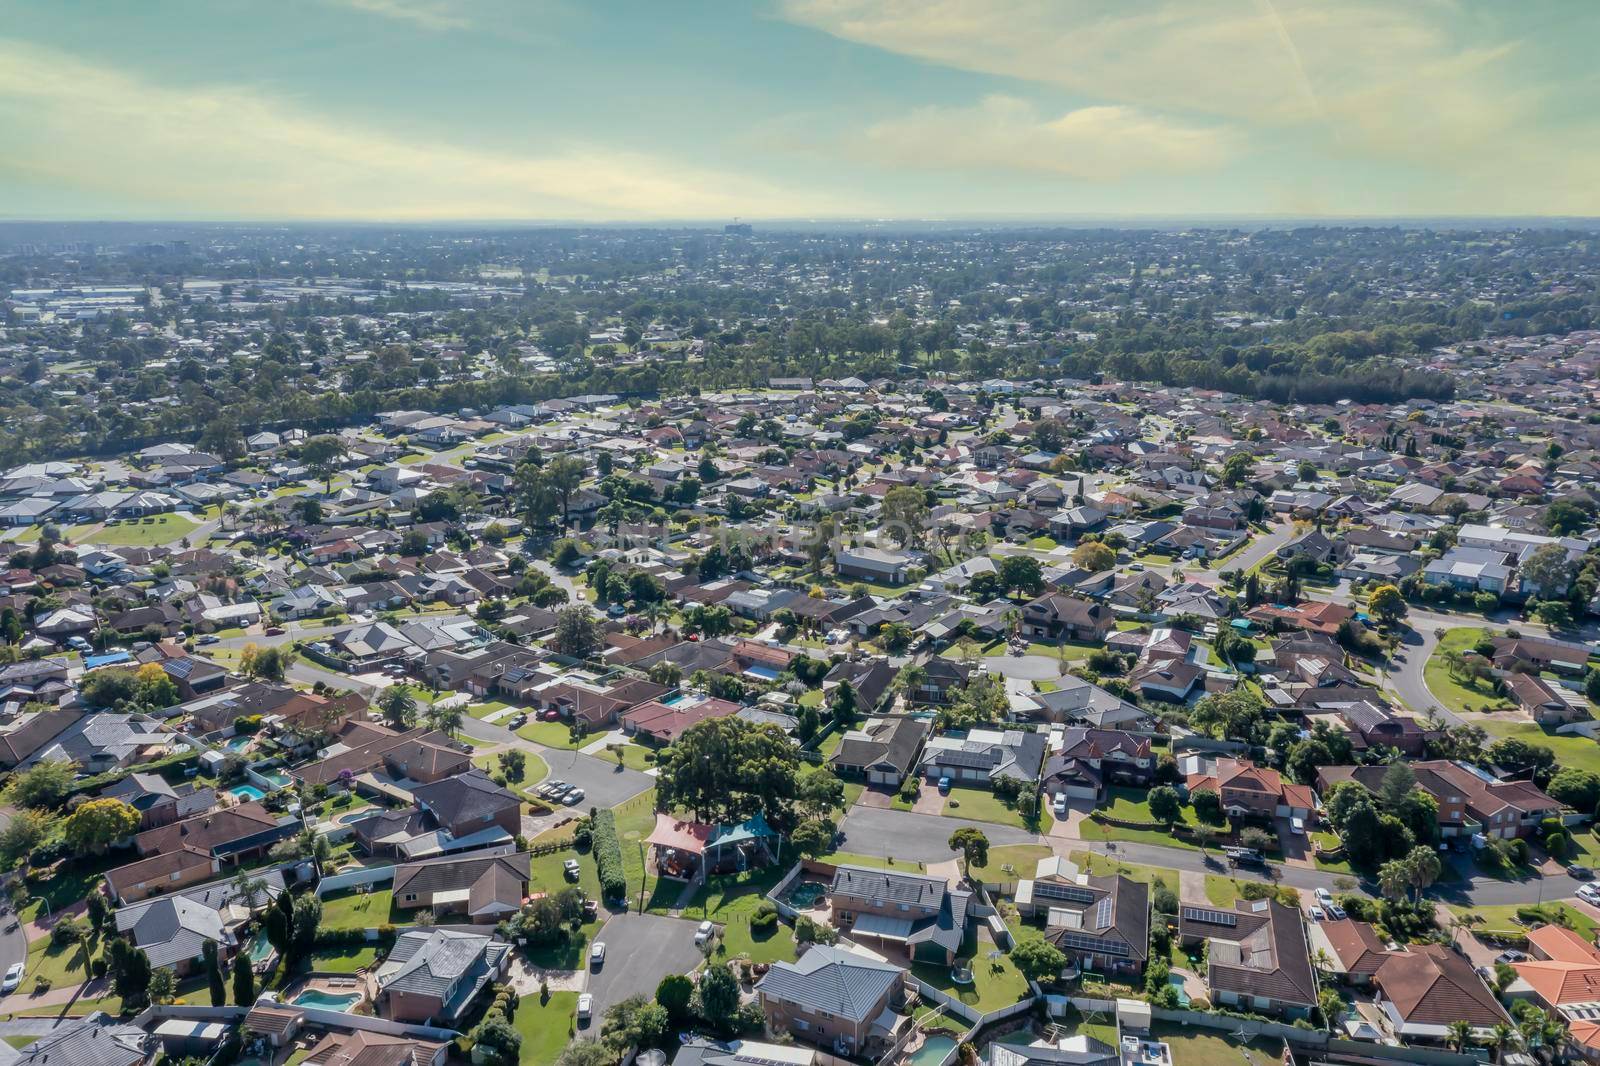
1078, 786, 1209, 851
798, 690, 824, 709
1424, 627, 1514, 714
1312, 831, 1355, 875
74, 513, 201, 546
591, 740, 655, 771
1066, 850, 1179, 896
319, 888, 399, 930
1452, 901, 1600, 939
967, 844, 1052, 885
309, 945, 379, 973
909, 928, 1030, 1012
613, 789, 661, 906
466, 700, 512, 719
524, 826, 603, 970
516, 990, 579, 1066
517, 719, 588, 749
680, 865, 800, 965
941, 786, 1036, 830
1481, 719, 1600, 775
3, 1037, 37, 1049
25, 931, 101, 991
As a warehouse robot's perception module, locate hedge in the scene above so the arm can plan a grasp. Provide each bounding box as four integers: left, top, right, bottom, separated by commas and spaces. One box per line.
591, 809, 627, 901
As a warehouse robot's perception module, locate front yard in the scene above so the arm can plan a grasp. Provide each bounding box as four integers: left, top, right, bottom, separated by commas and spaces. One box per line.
940, 786, 1037, 830
678, 865, 801, 965
1482, 718, 1600, 776
1424, 627, 1514, 714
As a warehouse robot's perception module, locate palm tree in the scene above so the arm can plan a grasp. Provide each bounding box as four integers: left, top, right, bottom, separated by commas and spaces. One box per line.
230, 868, 269, 913
1446, 1020, 1473, 1052
1488, 1022, 1516, 1063
426, 700, 463, 739
1405, 845, 1442, 902
1377, 858, 1412, 903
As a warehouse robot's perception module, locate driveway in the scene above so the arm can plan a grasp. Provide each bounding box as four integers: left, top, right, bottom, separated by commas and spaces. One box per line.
979, 655, 1063, 681
582, 912, 706, 1037
536, 746, 654, 811
837, 806, 1040, 864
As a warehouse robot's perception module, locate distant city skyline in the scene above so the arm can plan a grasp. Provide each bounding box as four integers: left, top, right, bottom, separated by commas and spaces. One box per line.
1, 0, 1596, 221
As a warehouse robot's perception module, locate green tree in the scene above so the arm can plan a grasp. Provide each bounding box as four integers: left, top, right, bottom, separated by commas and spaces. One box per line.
998, 555, 1044, 598
1367, 583, 1406, 623
881, 485, 930, 548
0, 808, 50, 865
1146, 785, 1182, 824
377, 685, 417, 729
797, 770, 846, 822
148, 966, 177, 1005
62, 798, 140, 854
655, 717, 800, 829
299, 435, 345, 493
695, 963, 740, 1027
656, 973, 694, 1023
948, 827, 989, 880
1071, 541, 1116, 571
204, 940, 226, 1006
1010, 935, 1067, 982
552, 605, 602, 658
232, 948, 255, 1006
8, 759, 75, 809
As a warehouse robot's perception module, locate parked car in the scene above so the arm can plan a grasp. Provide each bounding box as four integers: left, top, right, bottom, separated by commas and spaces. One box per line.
1496, 949, 1528, 964
196, 634, 220, 645
265, 626, 285, 635
1290, 816, 1305, 835
563, 788, 586, 806
695, 920, 715, 947
1, 962, 23, 994
1326, 903, 1347, 920
563, 859, 581, 881
577, 993, 593, 1022
541, 708, 562, 721
1052, 792, 1067, 816
508, 713, 528, 728
937, 776, 951, 795
1309, 906, 1325, 922
1315, 887, 1334, 906
1578, 883, 1600, 906
1569, 864, 1594, 880
590, 941, 606, 968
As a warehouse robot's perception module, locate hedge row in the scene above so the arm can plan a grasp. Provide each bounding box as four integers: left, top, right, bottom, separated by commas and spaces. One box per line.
591, 809, 627, 902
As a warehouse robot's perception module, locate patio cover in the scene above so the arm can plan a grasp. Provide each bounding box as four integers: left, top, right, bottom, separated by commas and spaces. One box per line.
852, 913, 915, 941
647, 813, 714, 855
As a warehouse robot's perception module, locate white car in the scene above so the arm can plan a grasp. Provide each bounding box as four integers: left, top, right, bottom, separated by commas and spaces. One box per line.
695, 920, 715, 946
1315, 887, 1335, 906
590, 941, 606, 967
1052, 792, 1067, 816
1578, 883, 1600, 905
563, 788, 585, 806
1, 963, 23, 994
1309, 906, 1326, 922
576, 993, 593, 1021
1326, 903, 1347, 921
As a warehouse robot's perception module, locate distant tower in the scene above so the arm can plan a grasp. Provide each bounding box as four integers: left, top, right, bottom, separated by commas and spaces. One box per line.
724, 217, 753, 236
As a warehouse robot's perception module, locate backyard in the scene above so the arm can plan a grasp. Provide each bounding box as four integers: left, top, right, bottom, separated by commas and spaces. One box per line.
319, 887, 400, 930
678, 864, 801, 965
1481, 718, 1600, 776
909, 926, 1030, 1013
516, 990, 579, 1066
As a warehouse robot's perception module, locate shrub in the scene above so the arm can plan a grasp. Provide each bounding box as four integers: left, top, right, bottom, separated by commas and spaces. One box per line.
590, 809, 627, 901
749, 902, 779, 933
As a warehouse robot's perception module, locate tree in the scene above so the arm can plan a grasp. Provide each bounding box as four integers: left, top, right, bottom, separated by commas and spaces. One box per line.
1188, 689, 1266, 744
232, 948, 255, 1007
1190, 788, 1222, 824
654, 717, 800, 829
377, 685, 417, 729
204, 940, 226, 1006
790, 819, 834, 856
1521, 543, 1575, 599
0, 808, 49, 865
1446, 1020, 1473, 1052
656, 973, 695, 1023
9, 759, 75, 809
948, 827, 989, 880
1071, 541, 1116, 572
265, 888, 293, 958
998, 555, 1043, 598
299, 435, 345, 493
1404, 844, 1442, 901
62, 798, 140, 854
827, 681, 858, 726
1010, 935, 1067, 982
797, 770, 846, 822
695, 963, 740, 1026
544, 455, 587, 523
1378, 763, 1418, 811
1220, 452, 1253, 487
881, 485, 930, 548
1548, 767, 1600, 814
290, 894, 322, 963
1487, 736, 1557, 788
1146, 785, 1182, 824
1367, 584, 1407, 624
107, 940, 152, 1008
552, 605, 602, 658
148, 966, 177, 1005
1238, 826, 1275, 853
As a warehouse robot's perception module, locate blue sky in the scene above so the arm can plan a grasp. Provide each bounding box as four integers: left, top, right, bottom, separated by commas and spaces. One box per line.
1, 0, 1595, 220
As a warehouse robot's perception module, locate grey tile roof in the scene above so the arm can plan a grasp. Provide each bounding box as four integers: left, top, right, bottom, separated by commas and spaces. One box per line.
377, 928, 509, 1021
14, 1012, 149, 1066
757, 944, 902, 1024
411, 769, 518, 828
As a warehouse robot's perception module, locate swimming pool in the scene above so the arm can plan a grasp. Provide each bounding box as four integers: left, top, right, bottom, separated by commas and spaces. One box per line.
230, 785, 266, 802
1168, 974, 1190, 1006
263, 771, 292, 788
909, 1036, 957, 1066
293, 989, 361, 1011
247, 934, 275, 963
662, 693, 696, 707
225, 736, 252, 752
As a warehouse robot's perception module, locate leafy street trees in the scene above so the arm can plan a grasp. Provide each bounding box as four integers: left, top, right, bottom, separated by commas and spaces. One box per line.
62, 798, 140, 854
948, 827, 989, 880
655, 717, 800, 830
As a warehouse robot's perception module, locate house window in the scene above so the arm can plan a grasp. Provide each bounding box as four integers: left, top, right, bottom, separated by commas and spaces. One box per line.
404, 893, 418, 902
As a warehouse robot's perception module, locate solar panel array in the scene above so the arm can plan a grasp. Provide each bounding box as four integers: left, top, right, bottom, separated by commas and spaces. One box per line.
1035, 881, 1098, 904
1094, 896, 1114, 930
1053, 929, 1131, 957
1181, 906, 1238, 927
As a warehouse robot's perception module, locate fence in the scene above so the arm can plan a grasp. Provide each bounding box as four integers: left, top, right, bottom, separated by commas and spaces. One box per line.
318, 864, 397, 895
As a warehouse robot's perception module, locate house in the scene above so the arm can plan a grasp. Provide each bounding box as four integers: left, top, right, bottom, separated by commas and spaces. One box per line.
1492, 635, 1591, 674
756, 944, 909, 1058
821, 659, 900, 715
12, 1013, 150, 1066
1015, 860, 1149, 979
411, 769, 522, 839
1030, 676, 1149, 731
1185, 758, 1314, 822
374, 928, 512, 1025
392, 852, 530, 923
828, 865, 971, 965
291, 722, 471, 789
622, 693, 742, 745
905, 657, 972, 705
112, 867, 286, 972
1243, 600, 1356, 638
101, 773, 216, 829
1506, 671, 1588, 725
1178, 897, 1317, 1017
921, 727, 1047, 788
1317, 759, 1565, 840
22, 712, 169, 773
835, 546, 918, 584
1021, 593, 1114, 642
297, 1030, 450, 1066
829, 716, 930, 787
1511, 924, 1600, 1058
1308, 918, 1395, 986
104, 846, 220, 904
134, 801, 297, 861
1040, 728, 1154, 800
1373, 943, 1509, 1041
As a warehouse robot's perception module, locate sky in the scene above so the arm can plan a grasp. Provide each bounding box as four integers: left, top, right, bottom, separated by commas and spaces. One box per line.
0, 0, 1596, 221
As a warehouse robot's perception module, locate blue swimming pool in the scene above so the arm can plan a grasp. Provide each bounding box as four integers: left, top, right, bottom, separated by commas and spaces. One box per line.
230, 785, 266, 802
909, 1036, 957, 1066
292, 989, 361, 1011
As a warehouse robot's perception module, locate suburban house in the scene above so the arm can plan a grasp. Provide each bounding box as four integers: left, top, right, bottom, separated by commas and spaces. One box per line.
1372, 943, 1510, 1041
101, 772, 216, 830
290, 723, 471, 790
134, 801, 298, 862
1014, 859, 1149, 979
921, 727, 1047, 789
821, 659, 900, 716
1178, 897, 1317, 1017
12, 1015, 151, 1066
1505, 672, 1587, 725
1317, 760, 1565, 840
112, 868, 286, 974
1020, 593, 1115, 642
1040, 728, 1153, 801
1511, 924, 1600, 1058
1184, 757, 1314, 822
1308, 918, 1395, 987
374, 928, 512, 1026
104, 846, 220, 904
411, 769, 522, 839
622, 694, 742, 745
756, 944, 909, 1058
829, 717, 931, 787
828, 865, 971, 965
391, 852, 530, 923
834, 546, 918, 585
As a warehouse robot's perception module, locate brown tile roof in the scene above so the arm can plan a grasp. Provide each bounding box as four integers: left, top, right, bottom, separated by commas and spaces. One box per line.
135, 801, 283, 856
104, 845, 215, 900
1318, 918, 1394, 979
1375, 943, 1508, 1028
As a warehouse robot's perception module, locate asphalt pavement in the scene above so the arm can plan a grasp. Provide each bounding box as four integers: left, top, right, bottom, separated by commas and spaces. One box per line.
582, 912, 706, 1038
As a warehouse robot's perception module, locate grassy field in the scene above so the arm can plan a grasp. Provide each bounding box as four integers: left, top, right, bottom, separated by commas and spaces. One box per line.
940, 786, 1035, 830
308, 945, 379, 973
1481, 718, 1600, 775
72, 513, 200, 546
516, 990, 579, 1066
319, 888, 399, 930
591, 740, 655, 771
1425, 627, 1514, 714
1066, 850, 1179, 895
613, 788, 662, 906
1452, 901, 1600, 939
680, 865, 800, 965
516, 719, 587, 749
25, 930, 100, 990
968, 844, 1053, 885
1078, 786, 1209, 850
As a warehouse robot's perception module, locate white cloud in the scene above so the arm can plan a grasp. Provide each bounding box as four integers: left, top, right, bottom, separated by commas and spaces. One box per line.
860, 96, 1233, 179
0, 39, 835, 220
781, 0, 1562, 162
323, 0, 471, 31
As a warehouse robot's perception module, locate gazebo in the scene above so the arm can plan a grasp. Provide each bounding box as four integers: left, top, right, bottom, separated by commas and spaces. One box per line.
646, 812, 781, 880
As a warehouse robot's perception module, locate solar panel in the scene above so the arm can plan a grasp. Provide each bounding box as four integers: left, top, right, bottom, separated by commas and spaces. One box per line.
1181, 906, 1238, 927
1053, 930, 1131, 956
1094, 897, 1114, 930
1036, 881, 1098, 904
